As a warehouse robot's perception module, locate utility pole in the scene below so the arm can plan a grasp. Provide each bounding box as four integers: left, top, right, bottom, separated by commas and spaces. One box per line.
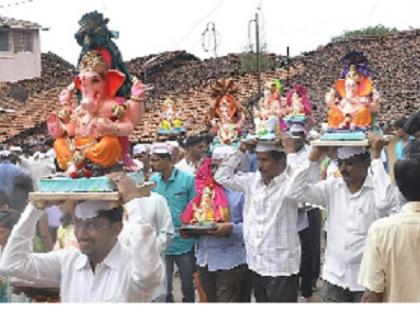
249, 12, 261, 99
255, 12, 261, 99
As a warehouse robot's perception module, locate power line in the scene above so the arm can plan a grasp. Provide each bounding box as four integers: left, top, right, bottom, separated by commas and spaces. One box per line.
174, 0, 224, 48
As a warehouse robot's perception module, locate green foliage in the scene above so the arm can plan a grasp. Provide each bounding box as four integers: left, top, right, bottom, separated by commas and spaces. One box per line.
331, 24, 398, 42
240, 51, 274, 74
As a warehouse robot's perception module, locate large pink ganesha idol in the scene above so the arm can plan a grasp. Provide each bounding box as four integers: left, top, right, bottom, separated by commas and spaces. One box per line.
47, 48, 146, 177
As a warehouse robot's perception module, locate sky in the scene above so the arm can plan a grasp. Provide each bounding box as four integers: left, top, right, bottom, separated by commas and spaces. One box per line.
1, 0, 420, 65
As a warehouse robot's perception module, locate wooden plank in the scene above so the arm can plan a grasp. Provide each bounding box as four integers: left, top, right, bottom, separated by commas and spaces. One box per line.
310, 139, 369, 147
29, 192, 120, 202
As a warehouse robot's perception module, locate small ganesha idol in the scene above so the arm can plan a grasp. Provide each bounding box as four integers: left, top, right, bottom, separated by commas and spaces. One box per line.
181, 158, 229, 232
158, 97, 185, 135
253, 79, 284, 140
283, 84, 314, 130
322, 51, 380, 141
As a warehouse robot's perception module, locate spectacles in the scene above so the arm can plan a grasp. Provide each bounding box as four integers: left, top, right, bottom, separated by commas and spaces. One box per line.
74, 220, 110, 231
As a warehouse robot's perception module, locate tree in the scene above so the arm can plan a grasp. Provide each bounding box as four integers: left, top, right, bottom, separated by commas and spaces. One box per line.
239, 43, 275, 74
331, 24, 398, 42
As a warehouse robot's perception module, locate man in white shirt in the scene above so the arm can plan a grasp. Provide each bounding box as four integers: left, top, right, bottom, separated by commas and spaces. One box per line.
119, 191, 174, 302
0, 175, 164, 302
290, 135, 398, 302
288, 123, 322, 302
214, 140, 306, 302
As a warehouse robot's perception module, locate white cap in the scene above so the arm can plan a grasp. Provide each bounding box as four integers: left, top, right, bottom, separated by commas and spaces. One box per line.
337, 146, 367, 160
166, 141, 180, 149
255, 142, 284, 153
9, 146, 22, 153
133, 144, 148, 156
289, 123, 307, 135
151, 142, 172, 155
0, 150, 10, 158
75, 201, 114, 220
212, 146, 235, 160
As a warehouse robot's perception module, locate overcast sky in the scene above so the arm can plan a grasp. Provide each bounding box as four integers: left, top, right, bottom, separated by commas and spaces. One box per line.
1, 0, 420, 65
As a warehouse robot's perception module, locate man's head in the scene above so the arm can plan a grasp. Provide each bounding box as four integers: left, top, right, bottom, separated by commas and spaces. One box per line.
132, 143, 149, 161
211, 146, 235, 177
74, 201, 123, 262
0, 150, 11, 162
150, 142, 172, 173
185, 135, 206, 160
336, 147, 370, 186
289, 124, 307, 152
167, 141, 181, 164
395, 157, 420, 202
256, 143, 287, 184
0, 210, 20, 247
393, 118, 408, 138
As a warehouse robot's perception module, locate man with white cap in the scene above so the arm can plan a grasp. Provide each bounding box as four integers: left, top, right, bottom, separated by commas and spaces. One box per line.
191, 145, 247, 302
0, 175, 165, 302
289, 133, 398, 302
132, 143, 150, 175
149, 142, 196, 302
287, 123, 322, 302
214, 139, 307, 302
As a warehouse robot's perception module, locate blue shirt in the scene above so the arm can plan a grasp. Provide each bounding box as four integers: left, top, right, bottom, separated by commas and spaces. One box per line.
151, 168, 196, 255
0, 161, 23, 194
395, 136, 415, 160
196, 189, 246, 271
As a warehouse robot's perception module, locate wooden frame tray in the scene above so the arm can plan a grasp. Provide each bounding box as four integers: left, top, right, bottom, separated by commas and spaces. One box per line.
310, 139, 369, 147
180, 224, 217, 235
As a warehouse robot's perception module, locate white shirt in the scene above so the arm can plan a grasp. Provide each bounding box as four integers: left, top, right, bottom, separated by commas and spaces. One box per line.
295, 158, 398, 291
287, 145, 321, 231
119, 193, 174, 300
175, 158, 198, 175
215, 151, 305, 277
0, 201, 164, 302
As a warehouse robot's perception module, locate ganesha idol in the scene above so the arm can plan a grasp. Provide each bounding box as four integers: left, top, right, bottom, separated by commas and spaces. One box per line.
158, 98, 185, 135
253, 79, 286, 140
47, 49, 146, 177
322, 51, 380, 141
208, 79, 246, 146
283, 84, 313, 129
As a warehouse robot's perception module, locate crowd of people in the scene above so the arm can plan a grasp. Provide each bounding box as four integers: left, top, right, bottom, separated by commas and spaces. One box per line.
0, 112, 420, 303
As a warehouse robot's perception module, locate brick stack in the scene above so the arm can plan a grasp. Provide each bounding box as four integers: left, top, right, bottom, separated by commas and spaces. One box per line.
3, 29, 420, 146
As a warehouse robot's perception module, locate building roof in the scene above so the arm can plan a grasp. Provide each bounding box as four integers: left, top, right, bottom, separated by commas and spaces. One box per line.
0, 16, 41, 30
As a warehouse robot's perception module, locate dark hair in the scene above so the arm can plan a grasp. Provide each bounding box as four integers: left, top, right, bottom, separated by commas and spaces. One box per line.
268, 150, 287, 161
97, 206, 124, 223
394, 118, 407, 129
0, 210, 20, 229
394, 157, 420, 201
405, 139, 420, 158
13, 174, 34, 192
403, 111, 420, 135
185, 135, 204, 148
356, 151, 371, 162
199, 133, 213, 145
